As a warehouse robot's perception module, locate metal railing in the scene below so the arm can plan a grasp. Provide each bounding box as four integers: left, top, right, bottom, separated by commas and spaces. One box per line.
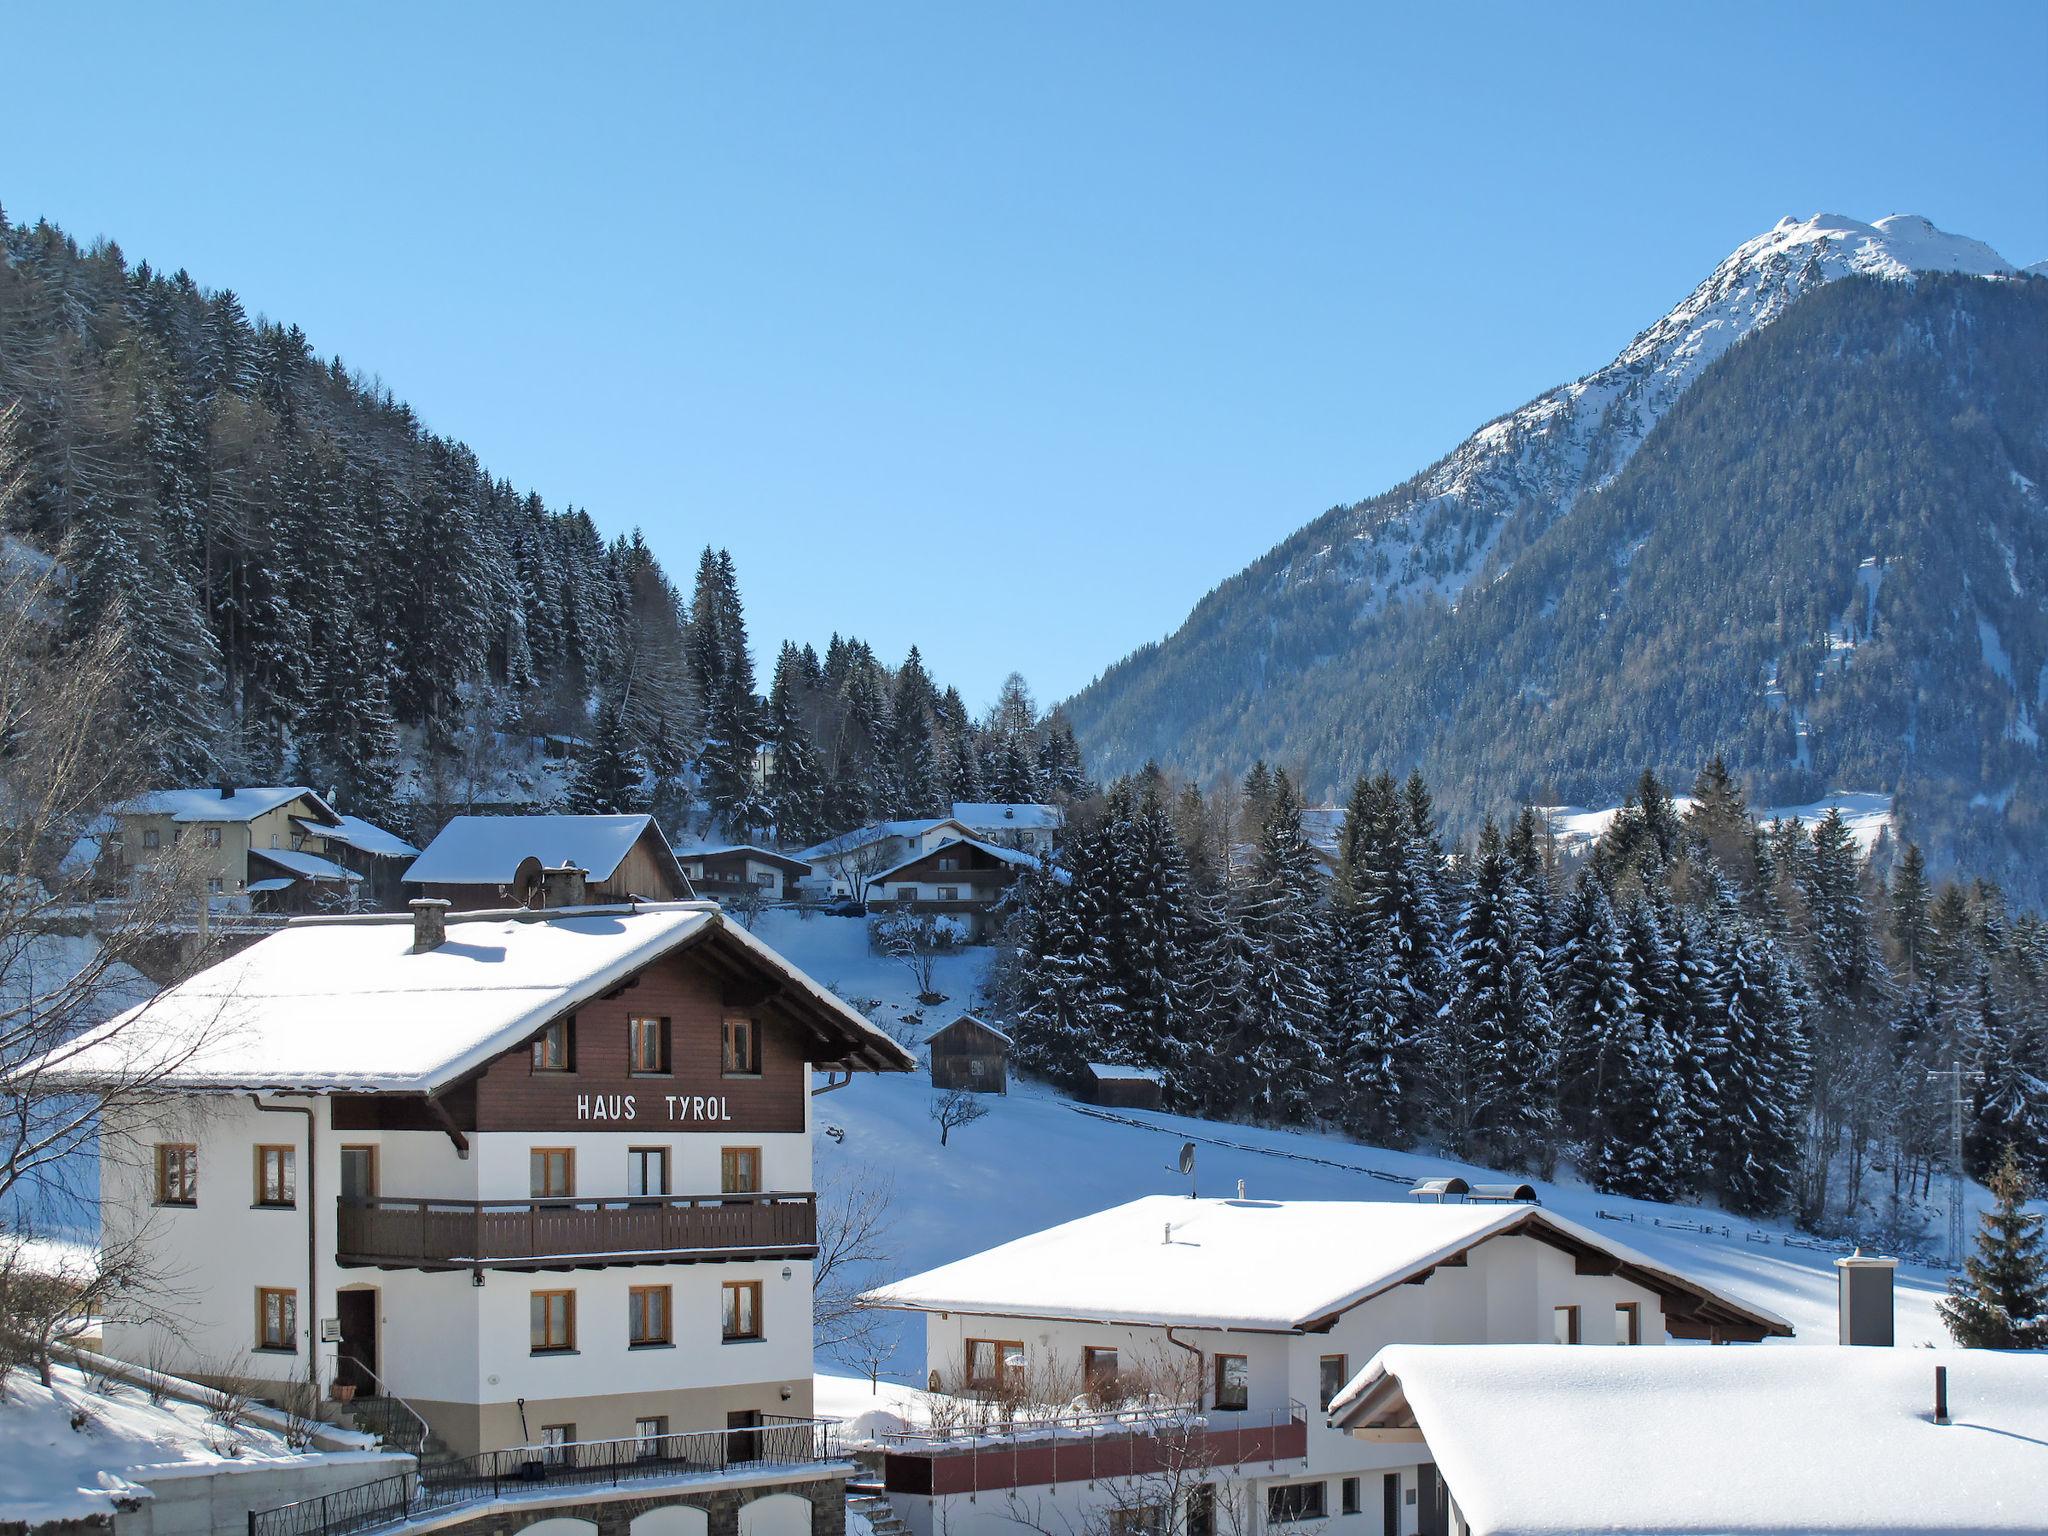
336, 1360, 432, 1458
335, 1190, 817, 1269
249, 1416, 840, 1536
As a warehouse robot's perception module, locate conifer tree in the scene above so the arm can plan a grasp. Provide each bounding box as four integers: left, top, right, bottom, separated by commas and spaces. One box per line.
1705, 924, 1809, 1215
1938, 1145, 2048, 1349
765, 644, 829, 847
566, 696, 647, 815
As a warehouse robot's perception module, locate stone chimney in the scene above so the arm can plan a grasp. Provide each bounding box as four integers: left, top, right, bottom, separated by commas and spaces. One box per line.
218, 784, 237, 800
409, 897, 450, 952
539, 863, 589, 910
1835, 1250, 1898, 1346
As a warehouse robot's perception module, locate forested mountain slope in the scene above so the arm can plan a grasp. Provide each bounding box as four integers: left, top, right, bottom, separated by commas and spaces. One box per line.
1066, 246, 2048, 896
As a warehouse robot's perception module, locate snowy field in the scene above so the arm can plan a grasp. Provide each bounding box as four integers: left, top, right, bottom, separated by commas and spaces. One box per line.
1539, 791, 1896, 860
755, 913, 1958, 1386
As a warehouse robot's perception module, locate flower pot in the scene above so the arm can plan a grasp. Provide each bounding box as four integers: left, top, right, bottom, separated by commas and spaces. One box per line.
331, 1382, 358, 1403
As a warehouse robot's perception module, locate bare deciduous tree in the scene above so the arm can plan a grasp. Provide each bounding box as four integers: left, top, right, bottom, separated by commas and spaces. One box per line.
931, 1088, 989, 1147
813, 1162, 896, 1364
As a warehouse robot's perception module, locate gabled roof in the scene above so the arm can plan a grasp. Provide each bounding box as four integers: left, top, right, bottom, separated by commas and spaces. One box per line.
861, 1195, 1790, 1338
125, 787, 338, 826
950, 802, 1063, 832
298, 814, 419, 860
799, 818, 974, 862
929, 1014, 1013, 1046
868, 836, 1048, 883
682, 844, 814, 875
1329, 1344, 2048, 1535
23, 902, 913, 1094
403, 814, 678, 889
248, 847, 360, 884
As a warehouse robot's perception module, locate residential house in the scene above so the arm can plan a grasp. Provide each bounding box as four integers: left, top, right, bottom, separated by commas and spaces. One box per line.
112, 786, 414, 914
863, 837, 1045, 941
26, 891, 913, 1532
680, 846, 815, 904
800, 819, 978, 899
946, 803, 1062, 856
1084, 1061, 1165, 1111
861, 1196, 1787, 1536
404, 813, 690, 909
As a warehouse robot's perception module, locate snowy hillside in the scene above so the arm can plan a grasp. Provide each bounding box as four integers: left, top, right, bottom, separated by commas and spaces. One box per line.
758, 915, 1961, 1382
1268, 214, 2018, 618
1540, 791, 1897, 861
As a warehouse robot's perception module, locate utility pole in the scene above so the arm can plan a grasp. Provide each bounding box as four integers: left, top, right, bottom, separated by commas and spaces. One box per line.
1925, 1063, 1981, 1268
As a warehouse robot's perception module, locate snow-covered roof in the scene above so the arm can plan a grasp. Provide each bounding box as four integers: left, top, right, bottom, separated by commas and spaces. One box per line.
868, 836, 1047, 883
248, 846, 360, 884
862, 1195, 1790, 1336
403, 813, 668, 887
124, 786, 337, 825
683, 844, 813, 872
930, 1014, 1014, 1046
299, 814, 419, 860
1086, 1061, 1163, 1083
800, 819, 972, 862
23, 901, 912, 1094
1330, 1344, 2048, 1535
245, 877, 295, 893
950, 802, 1063, 832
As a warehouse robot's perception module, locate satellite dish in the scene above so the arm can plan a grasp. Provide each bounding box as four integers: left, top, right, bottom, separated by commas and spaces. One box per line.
1178, 1142, 1196, 1176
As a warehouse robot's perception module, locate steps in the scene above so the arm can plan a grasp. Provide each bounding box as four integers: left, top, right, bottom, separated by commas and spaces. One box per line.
346, 1393, 459, 1474
848, 1484, 912, 1536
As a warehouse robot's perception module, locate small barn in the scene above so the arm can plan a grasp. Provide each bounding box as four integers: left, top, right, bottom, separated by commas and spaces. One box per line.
928, 1014, 1010, 1094
1084, 1060, 1165, 1111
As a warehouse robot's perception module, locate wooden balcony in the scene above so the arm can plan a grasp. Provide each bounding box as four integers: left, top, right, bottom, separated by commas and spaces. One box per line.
336, 1191, 817, 1271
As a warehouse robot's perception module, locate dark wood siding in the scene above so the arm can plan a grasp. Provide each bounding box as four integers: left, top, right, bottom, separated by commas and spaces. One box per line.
928, 1016, 1009, 1094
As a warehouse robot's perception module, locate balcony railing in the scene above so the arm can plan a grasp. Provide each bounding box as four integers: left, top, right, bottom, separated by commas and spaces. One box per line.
335, 1191, 817, 1270
249, 1418, 842, 1536
879, 1402, 1308, 1496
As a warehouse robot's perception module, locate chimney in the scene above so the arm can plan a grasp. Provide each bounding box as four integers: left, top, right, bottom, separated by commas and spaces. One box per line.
1934, 1365, 1951, 1425
539, 863, 589, 910
409, 897, 450, 952
1834, 1250, 1898, 1346
218, 784, 236, 800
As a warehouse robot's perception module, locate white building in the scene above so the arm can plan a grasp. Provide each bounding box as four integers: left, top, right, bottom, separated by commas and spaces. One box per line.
32, 892, 912, 1513
946, 803, 1062, 856
1329, 1344, 2048, 1535
860, 1195, 1788, 1536
800, 819, 978, 898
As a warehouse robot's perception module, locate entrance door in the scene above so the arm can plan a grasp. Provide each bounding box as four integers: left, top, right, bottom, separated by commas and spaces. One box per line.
1416, 1464, 1449, 1536
726, 1409, 762, 1464
336, 1289, 378, 1393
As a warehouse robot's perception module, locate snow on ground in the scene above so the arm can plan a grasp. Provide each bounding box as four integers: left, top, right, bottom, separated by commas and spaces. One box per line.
766, 916, 1956, 1389
0, 1359, 364, 1523
1539, 791, 1895, 858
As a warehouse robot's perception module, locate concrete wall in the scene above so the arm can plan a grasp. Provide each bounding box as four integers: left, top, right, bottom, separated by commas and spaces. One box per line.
111, 1450, 412, 1536
418, 1468, 847, 1536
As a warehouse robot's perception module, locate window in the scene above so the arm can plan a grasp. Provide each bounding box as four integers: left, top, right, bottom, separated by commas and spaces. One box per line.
727, 1409, 763, 1462
721, 1147, 762, 1194
1341, 1477, 1361, 1517
256, 1287, 297, 1351
141, 828, 161, 850
1266, 1483, 1327, 1525
937, 886, 960, 901
627, 1147, 670, 1198
938, 855, 960, 871
966, 1338, 1025, 1392
894, 886, 915, 901
1083, 1345, 1120, 1400
1213, 1353, 1248, 1412
1109, 1508, 1165, 1536
531, 1290, 575, 1353
628, 1016, 670, 1075
254, 1145, 296, 1208
207, 877, 224, 895
722, 1015, 760, 1076
155, 1144, 198, 1205
532, 1017, 574, 1072
1187, 1486, 1216, 1536
203, 827, 222, 848
721, 1279, 762, 1341
628, 1285, 672, 1347
339, 1145, 377, 1202
1318, 1353, 1348, 1411
270, 833, 281, 848
539, 1423, 574, 1464
1615, 1301, 1642, 1345
1553, 1305, 1581, 1345
635, 1417, 668, 1458
530, 1147, 574, 1199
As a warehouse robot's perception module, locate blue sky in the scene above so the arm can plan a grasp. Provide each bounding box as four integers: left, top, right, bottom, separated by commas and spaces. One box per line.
7, 3, 2043, 709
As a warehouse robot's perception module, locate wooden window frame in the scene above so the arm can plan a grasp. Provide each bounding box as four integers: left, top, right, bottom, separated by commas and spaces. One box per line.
253, 1144, 296, 1208
1553, 1304, 1581, 1345
1264, 1482, 1327, 1525
202, 826, 223, 848
339, 1144, 379, 1202
531, 1016, 575, 1073
141, 827, 161, 850
1615, 1300, 1642, 1345
721, 1279, 763, 1342
628, 1284, 672, 1347
155, 1143, 198, 1206
539, 1423, 575, 1463
530, 1147, 574, 1199
1213, 1352, 1249, 1412
721, 1146, 762, 1195
256, 1286, 297, 1352
628, 1015, 672, 1076
531, 1289, 576, 1354
1083, 1345, 1120, 1400
627, 1146, 671, 1198
1318, 1352, 1348, 1412
722, 1015, 761, 1077
965, 1337, 1025, 1393
635, 1416, 669, 1458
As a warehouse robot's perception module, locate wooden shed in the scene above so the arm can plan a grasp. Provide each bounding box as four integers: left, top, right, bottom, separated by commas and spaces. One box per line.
928, 1014, 1011, 1094
1084, 1060, 1165, 1111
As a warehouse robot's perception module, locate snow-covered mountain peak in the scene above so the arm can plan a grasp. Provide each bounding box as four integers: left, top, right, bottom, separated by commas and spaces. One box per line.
1277, 212, 2019, 612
